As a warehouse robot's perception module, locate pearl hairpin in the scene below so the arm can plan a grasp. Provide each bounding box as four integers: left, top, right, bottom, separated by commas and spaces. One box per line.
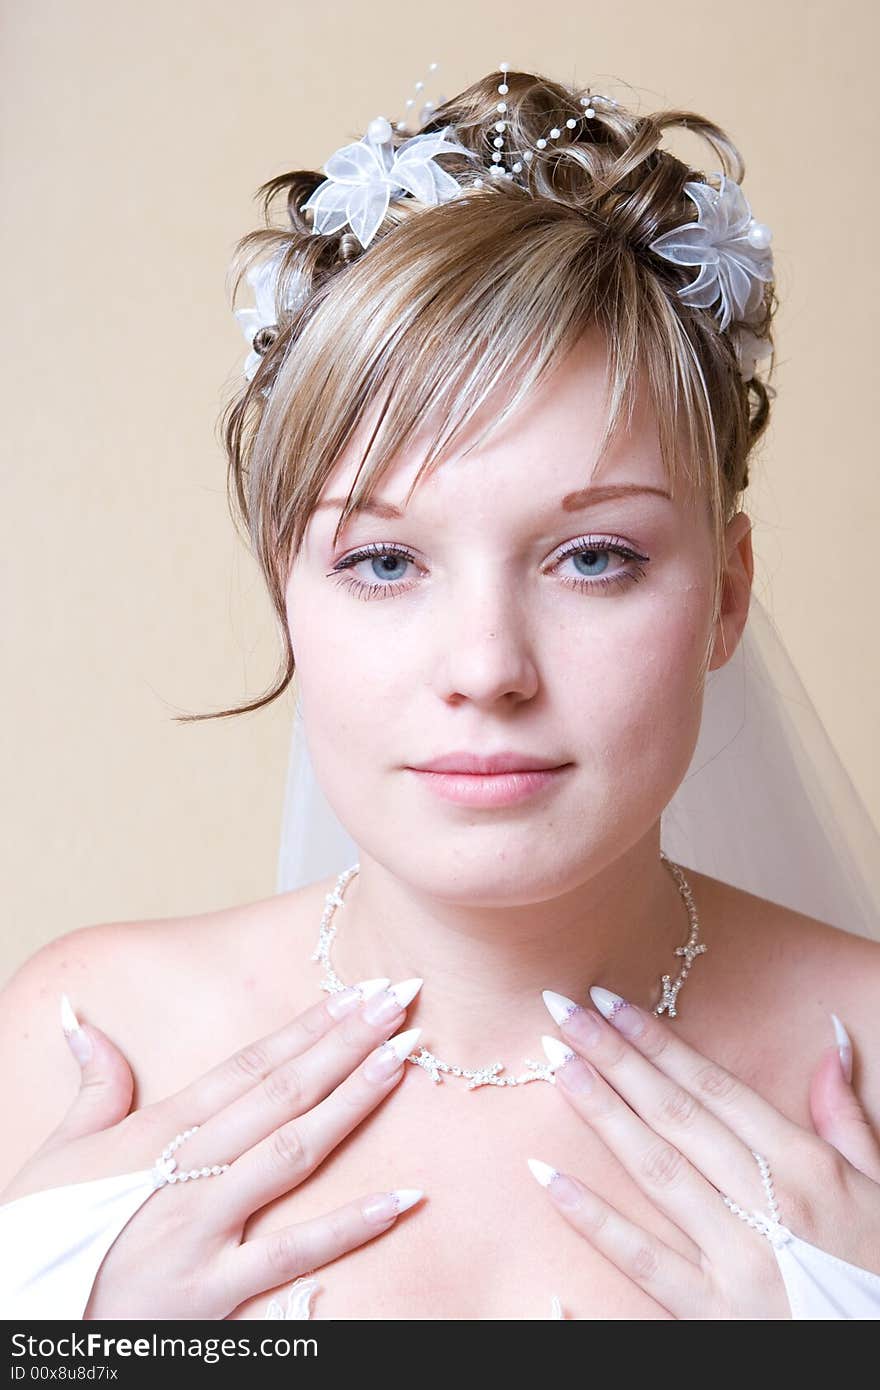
480, 62, 618, 184
397, 60, 444, 134
390, 60, 618, 189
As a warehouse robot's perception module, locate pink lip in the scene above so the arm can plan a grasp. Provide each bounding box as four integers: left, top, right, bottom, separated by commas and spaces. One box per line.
409, 750, 567, 774
406, 755, 572, 808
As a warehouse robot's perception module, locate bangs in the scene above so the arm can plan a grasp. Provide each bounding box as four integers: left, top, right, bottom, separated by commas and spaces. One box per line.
254, 190, 719, 564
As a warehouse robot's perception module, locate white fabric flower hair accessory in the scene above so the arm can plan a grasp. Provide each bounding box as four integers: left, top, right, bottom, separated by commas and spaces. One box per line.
301, 115, 478, 250
233, 249, 307, 383
732, 325, 774, 384
233, 64, 775, 386
647, 174, 774, 336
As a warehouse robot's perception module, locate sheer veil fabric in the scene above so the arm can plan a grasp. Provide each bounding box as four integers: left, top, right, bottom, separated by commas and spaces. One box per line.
277, 591, 880, 940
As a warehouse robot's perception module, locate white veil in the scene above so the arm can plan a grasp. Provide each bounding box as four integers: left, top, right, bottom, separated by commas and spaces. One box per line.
276, 591, 880, 942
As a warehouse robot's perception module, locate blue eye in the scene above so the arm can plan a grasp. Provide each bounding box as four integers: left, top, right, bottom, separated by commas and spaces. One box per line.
554, 537, 650, 593
327, 537, 650, 601
328, 542, 418, 599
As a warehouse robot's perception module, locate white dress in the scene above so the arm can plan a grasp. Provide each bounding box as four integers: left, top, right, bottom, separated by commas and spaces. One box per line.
1, 1160, 879, 1320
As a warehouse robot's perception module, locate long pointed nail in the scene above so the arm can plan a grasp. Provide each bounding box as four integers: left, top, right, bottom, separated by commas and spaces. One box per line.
362, 1187, 425, 1224
526, 1157, 581, 1209
326, 977, 391, 1019
363, 977, 424, 1025
363, 1026, 422, 1081
60, 993, 92, 1066
526, 1157, 558, 1187
541, 1035, 576, 1069
830, 1012, 853, 1084
590, 986, 645, 1038
542, 990, 582, 1026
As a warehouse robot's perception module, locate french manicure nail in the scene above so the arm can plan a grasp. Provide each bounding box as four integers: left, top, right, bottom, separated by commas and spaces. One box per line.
60, 993, 92, 1066
363, 1026, 422, 1081
326, 977, 391, 1020
830, 1012, 853, 1084
526, 1157, 581, 1209
541, 1036, 596, 1092
544, 991, 602, 1047
590, 986, 645, 1038
362, 977, 424, 1026
540, 1034, 576, 1069
542, 990, 583, 1026
362, 1187, 425, 1224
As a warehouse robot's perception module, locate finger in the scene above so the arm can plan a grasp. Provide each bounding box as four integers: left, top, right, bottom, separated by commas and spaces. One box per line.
543, 997, 765, 1216
164, 976, 391, 1122
526, 1157, 704, 1318
218, 1186, 425, 1311
541, 1033, 741, 1263
809, 1016, 880, 1182
546, 986, 806, 1164
212, 1025, 422, 1227
52, 995, 135, 1142
180, 979, 423, 1173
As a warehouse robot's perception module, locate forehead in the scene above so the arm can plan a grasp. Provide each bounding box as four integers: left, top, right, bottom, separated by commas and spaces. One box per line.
316, 326, 683, 519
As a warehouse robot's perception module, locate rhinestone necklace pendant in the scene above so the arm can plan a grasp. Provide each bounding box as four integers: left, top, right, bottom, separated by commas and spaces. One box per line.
408, 1047, 555, 1088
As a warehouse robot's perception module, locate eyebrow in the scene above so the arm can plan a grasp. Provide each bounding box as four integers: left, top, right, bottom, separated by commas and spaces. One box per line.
315, 483, 672, 520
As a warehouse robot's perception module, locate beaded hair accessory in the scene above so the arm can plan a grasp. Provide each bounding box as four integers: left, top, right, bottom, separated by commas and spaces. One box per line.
235, 60, 774, 383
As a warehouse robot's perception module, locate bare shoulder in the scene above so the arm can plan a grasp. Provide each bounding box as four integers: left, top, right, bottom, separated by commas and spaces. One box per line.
0, 880, 331, 1187
694, 868, 880, 997
686, 869, 880, 1123
0, 915, 157, 1189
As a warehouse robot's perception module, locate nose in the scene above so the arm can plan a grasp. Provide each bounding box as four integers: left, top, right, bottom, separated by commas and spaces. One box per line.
433, 589, 540, 708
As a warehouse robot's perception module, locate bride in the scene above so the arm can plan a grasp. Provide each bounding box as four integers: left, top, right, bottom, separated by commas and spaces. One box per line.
1, 63, 879, 1322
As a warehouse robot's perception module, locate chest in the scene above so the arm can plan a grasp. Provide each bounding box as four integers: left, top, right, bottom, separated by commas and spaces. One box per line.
127, 921, 822, 1321
221, 1062, 701, 1321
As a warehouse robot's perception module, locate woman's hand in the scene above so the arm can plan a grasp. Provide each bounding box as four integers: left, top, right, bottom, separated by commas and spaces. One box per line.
0, 976, 426, 1319
530, 987, 880, 1319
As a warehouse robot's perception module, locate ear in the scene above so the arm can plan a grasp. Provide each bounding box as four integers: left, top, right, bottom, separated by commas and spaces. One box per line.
707, 511, 754, 673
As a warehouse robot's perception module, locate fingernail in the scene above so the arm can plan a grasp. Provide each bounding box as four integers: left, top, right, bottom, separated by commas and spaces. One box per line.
326, 977, 391, 1020
830, 1013, 853, 1084
541, 1034, 576, 1069
542, 989, 583, 1026
540, 1035, 596, 1092
543, 991, 603, 1049
363, 1026, 422, 1081
362, 977, 423, 1026
60, 993, 92, 1066
362, 1187, 425, 1224
590, 986, 645, 1038
526, 1157, 581, 1209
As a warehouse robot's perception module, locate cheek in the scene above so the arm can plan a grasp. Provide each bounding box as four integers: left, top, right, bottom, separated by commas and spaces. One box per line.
289, 595, 399, 734
286, 578, 405, 831
565, 583, 710, 820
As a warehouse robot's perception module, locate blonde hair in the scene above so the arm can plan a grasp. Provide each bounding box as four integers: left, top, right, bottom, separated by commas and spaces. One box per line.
177, 66, 777, 723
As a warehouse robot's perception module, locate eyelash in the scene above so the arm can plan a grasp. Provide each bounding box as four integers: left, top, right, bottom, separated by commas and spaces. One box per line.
327, 536, 651, 601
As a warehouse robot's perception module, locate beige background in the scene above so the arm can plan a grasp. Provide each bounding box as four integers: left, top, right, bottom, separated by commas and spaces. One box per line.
2, 1, 877, 985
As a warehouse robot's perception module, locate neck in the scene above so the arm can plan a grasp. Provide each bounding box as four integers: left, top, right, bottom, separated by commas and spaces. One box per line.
320, 825, 699, 1062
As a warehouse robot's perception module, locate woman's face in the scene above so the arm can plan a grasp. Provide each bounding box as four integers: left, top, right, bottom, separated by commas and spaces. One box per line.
286, 328, 748, 903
